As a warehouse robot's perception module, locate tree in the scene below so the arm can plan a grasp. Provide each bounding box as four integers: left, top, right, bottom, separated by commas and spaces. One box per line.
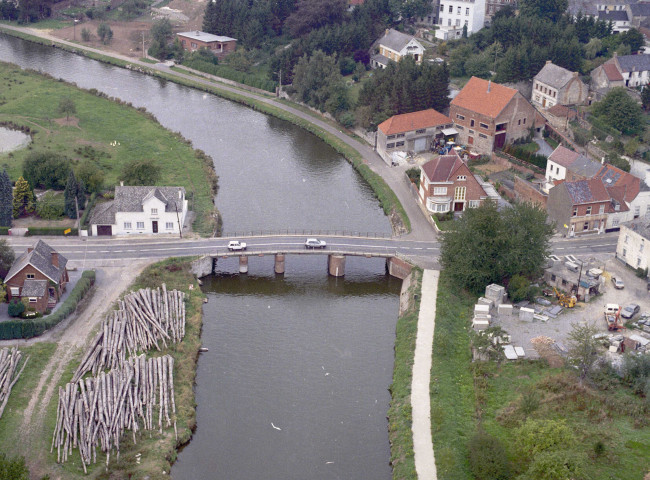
81, 27, 91, 42
642, 85, 650, 111
12, 176, 35, 219
285, 0, 346, 37
22, 152, 71, 190
621, 28, 644, 53
97, 22, 113, 45
567, 322, 601, 382
8, 299, 25, 318
76, 160, 105, 193
149, 18, 173, 59
64, 170, 80, 219
121, 158, 161, 186
0, 169, 13, 227
468, 430, 511, 480
0, 238, 15, 278
591, 87, 644, 135
519, 0, 568, 22
292, 50, 349, 115
440, 201, 553, 294
57, 97, 76, 121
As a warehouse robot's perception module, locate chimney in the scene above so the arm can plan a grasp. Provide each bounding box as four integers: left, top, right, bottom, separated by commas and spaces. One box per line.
196, 31, 200, 36
487, 80, 491, 93
51, 252, 59, 268
546, 60, 552, 64
385, 28, 390, 36
120, 181, 124, 187
178, 189, 182, 200
573, 71, 578, 77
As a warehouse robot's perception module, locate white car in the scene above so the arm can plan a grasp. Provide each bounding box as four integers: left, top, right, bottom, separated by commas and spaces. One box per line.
611, 276, 625, 289
305, 238, 326, 249
227, 240, 247, 251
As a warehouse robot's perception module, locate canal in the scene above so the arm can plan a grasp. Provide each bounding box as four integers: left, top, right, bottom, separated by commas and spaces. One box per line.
0, 34, 400, 479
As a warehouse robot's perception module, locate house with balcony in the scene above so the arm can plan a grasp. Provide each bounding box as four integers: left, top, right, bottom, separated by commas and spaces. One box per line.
449, 77, 541, 154
370, 29, 424, 69
532, 61, 588, 108
90, 185, 188, 236
376, 109, 453, 163
435, 0, 486, 40
616, 219, 650, 271
418, 151, 489, 213
4, 240, 69, 313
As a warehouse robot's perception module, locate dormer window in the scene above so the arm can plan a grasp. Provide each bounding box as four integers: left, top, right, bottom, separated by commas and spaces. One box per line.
151, 208, 158, 215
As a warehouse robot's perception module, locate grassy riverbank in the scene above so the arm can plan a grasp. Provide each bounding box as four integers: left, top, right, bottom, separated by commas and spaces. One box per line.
0, 61, 217, 236
0, 25, 410, 234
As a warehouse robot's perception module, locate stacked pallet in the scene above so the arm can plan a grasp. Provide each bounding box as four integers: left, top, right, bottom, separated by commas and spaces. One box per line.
0, 347, 29, 420
52, 354, 177, 471
72, 285, 185, 383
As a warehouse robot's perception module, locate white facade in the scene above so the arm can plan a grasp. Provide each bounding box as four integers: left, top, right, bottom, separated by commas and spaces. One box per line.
544, 160, 568, 192
436, 0, 486, 40
622, 69, 650, 87
112, 195, 187, 235
377, 39, 424, 65
606, 190, 650, 229
617, 223, 650, 270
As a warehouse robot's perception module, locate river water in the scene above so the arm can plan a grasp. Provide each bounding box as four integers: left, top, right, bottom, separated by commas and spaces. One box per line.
0, 34, 400, 479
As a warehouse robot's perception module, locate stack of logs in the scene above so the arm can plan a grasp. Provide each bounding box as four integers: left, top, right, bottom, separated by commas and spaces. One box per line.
52, 354, 177, 472
72, 286, 185, 383
0, 347, 29, 420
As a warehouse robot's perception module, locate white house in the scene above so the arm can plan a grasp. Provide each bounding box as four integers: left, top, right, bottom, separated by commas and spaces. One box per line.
435, 0, 486, 40
371, 29, 425, 69
543, 145, 602, 192
532, 61, 588, 108
89, 185, 188, 236
616, 219, 650, 271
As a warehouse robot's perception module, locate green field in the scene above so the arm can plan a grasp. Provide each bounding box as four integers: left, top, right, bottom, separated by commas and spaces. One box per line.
0, 62, 217, 236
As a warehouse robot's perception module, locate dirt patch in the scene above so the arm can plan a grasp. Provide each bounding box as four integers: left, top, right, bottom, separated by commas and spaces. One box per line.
531, 336, 564, 367
53, 116, 80, 128
12, 216, 76, 228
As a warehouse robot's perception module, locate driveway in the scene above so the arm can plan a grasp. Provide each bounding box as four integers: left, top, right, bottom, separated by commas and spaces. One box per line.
534, 137, 554, 157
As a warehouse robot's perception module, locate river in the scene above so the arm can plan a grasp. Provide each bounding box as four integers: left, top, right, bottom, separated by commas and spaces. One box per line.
0, 33, 400, 479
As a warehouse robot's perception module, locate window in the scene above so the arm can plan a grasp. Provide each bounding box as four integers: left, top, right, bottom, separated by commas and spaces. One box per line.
387, 143, 395, 148
551, 274, 556, 281
457, 6, 461, 13
456, 19, 460, 26
480, 122, 489, 129
638, 258, 642, 267
622, 248, 627, 257
454, 186, 466, 200
469, 129, 474, 134
561, 279, 567, 286
434, 187, 447, 195
440, 4, 444, 11
457, 125, 464, 130
387, 135, 396, 140
416, 129, 426, 134
457, 175, 466, 181
613, 218, 620, 227
448, 18, 452, 25
523, 118, 526, 125
466, 7, 470, 14
435, 204, 448, 213
166, 222, 174, 229
478, 133, 487, 138
456, 114, 465, 120
151, 208, 158, 215
396, 133, 405, 138
396, 141, 405, 147
470, 119, 475, 127
518, 119, 521, 125
583, 222, 589, 231
26, 274, 35, 279
635, 206, 641, 218
449, 5, 453, 12
640, 242, 645, 252
625, 234, 629, 244
191, 42, 197, 48
586, 206, 592, 215
124, 222, 132, 229
469, 200, 480, 208
137, 222, 145, 229
10, 287, 19, 295
599, 204, 605, 214
29, 297, 37, 303
573, 207, 578, 217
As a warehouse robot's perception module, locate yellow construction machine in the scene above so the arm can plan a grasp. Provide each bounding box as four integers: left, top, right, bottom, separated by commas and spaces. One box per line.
553, 287, 576, 308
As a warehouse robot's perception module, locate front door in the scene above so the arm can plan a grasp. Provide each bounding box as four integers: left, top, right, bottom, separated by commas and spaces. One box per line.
494, 133, 506, 150
152, 221, 158, 233
468, 136, 474, 145
454, 202, 464, 212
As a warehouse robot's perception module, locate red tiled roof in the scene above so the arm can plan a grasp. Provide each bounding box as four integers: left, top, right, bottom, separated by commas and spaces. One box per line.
546, 104, 577, 119
349, 0, 364, 4
421, 154, 464, 182
606, 185, 631, 212
548, 145, 580, 168
596, 164, 640, 203
450, 77, 518, 119
378, 109, 451, 135
603, 62, 624, 82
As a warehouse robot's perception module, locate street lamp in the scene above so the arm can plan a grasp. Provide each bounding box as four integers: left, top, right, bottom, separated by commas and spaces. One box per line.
73, 19, 79, 41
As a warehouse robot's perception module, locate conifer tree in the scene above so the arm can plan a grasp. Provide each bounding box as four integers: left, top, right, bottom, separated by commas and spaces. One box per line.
12, 176, 34, 219
0, 169, 13, 227
64, 170, 79, 219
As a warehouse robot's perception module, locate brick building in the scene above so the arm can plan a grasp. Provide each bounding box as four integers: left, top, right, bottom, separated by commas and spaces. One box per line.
4, 240, 69, 313
449, 77, 541, 154
547, 179, 610, 236
176, 31, 237, 58
418, 152, 489, 213
544, 145, 602, 192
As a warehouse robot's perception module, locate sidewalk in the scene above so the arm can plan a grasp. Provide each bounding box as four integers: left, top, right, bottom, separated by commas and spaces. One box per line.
411, 269, 439, 479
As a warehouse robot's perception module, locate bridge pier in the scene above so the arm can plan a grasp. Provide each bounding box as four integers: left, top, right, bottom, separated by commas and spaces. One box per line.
239, 255, 248, 274
386, 257, 412, 280
328, 254, 345, 277
274, 254, 285, 274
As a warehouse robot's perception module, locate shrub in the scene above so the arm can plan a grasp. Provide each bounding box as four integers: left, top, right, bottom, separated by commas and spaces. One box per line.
23, 152, 71, 190
514, 419, 575, 460
81, 27, 91, 42
405, 167, 420, 186
520, 450, 587, 480
7, 299, 24, 317
508, 274, 531, 303
621, 353, 650, 398
36, 192, 65, 220
468, 430, 511, 480
635, 267, 648, 278
26, 227, 78, 236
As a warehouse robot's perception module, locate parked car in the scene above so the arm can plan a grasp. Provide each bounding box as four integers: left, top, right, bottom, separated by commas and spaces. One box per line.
227, 240, 247, 251
611, 276, 625, 289
621, 304, 640, 319
305, 238, 326, 249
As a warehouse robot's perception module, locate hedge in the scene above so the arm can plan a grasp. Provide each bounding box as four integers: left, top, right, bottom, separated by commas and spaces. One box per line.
25, 227, 78, 236
0, 227, 8, 235
0, 270, 96, 340
181, 59, 277, 92
502, 144, 547, 170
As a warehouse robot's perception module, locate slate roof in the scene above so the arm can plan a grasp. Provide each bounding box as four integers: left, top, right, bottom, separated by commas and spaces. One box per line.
597, 9, 629, 21
377, 29, 419, 52
90, 186, 185, 226
4, 240, 68, 284
629, 3, 650, 17
378, 109, 451, 135
422, 154, 463, 183
602, 62, 624, 81
451, 77, 518, 119
616, 54, 650, 73
567, 0, 597, 16
534, 62, 577, 90
21, 279, 48, 297
371, 53, 390, 67
548, 145, 602, 177
177, 31, 236, 43
564, 179, 610, 204
627, 217, 650, 239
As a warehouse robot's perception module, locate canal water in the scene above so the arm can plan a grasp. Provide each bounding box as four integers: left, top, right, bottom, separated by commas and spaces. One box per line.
0, 34, 399, 479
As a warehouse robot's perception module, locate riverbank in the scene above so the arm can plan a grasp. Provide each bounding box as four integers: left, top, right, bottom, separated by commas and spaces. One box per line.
0, 23, 414, 237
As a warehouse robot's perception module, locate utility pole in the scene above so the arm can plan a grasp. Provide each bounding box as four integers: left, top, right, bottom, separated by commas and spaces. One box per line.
142, 31, 146, 59
75, 196, 81, 237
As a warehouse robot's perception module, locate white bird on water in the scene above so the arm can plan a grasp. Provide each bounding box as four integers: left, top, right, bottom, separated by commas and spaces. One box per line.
271, 422, 282, 431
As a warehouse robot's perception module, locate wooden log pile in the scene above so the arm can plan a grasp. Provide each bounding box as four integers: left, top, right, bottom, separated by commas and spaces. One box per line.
0, 347, 29, 421
72, 285, 185, 383
52, 354, 177, 471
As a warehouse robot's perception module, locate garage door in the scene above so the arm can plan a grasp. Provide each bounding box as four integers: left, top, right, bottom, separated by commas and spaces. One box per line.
414, 137, 427, 152
96, 225, 112, 236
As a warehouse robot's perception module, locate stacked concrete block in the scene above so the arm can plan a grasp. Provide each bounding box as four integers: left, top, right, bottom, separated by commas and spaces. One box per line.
519, 307, 535, 322
485, 284, 506, 306
472, 317, 490, 330
477, 297, 493, 309
474, 304, 490, 316
497, 304, 513, 316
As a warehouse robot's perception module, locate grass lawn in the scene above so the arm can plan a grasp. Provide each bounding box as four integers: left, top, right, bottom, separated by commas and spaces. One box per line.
0, 62, 217, 236
546, 136, 560, 149
518, 141, 540, 153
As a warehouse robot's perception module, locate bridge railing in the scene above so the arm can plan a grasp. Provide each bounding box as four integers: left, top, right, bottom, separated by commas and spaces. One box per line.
219, 229, 393, 239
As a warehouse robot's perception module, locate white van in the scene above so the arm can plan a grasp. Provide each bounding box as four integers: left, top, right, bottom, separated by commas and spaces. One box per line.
605, 304, 620, 315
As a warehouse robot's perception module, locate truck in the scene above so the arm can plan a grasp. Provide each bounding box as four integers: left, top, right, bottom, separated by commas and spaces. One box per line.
227, 240, 247, 251
604, 304, 624, 331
